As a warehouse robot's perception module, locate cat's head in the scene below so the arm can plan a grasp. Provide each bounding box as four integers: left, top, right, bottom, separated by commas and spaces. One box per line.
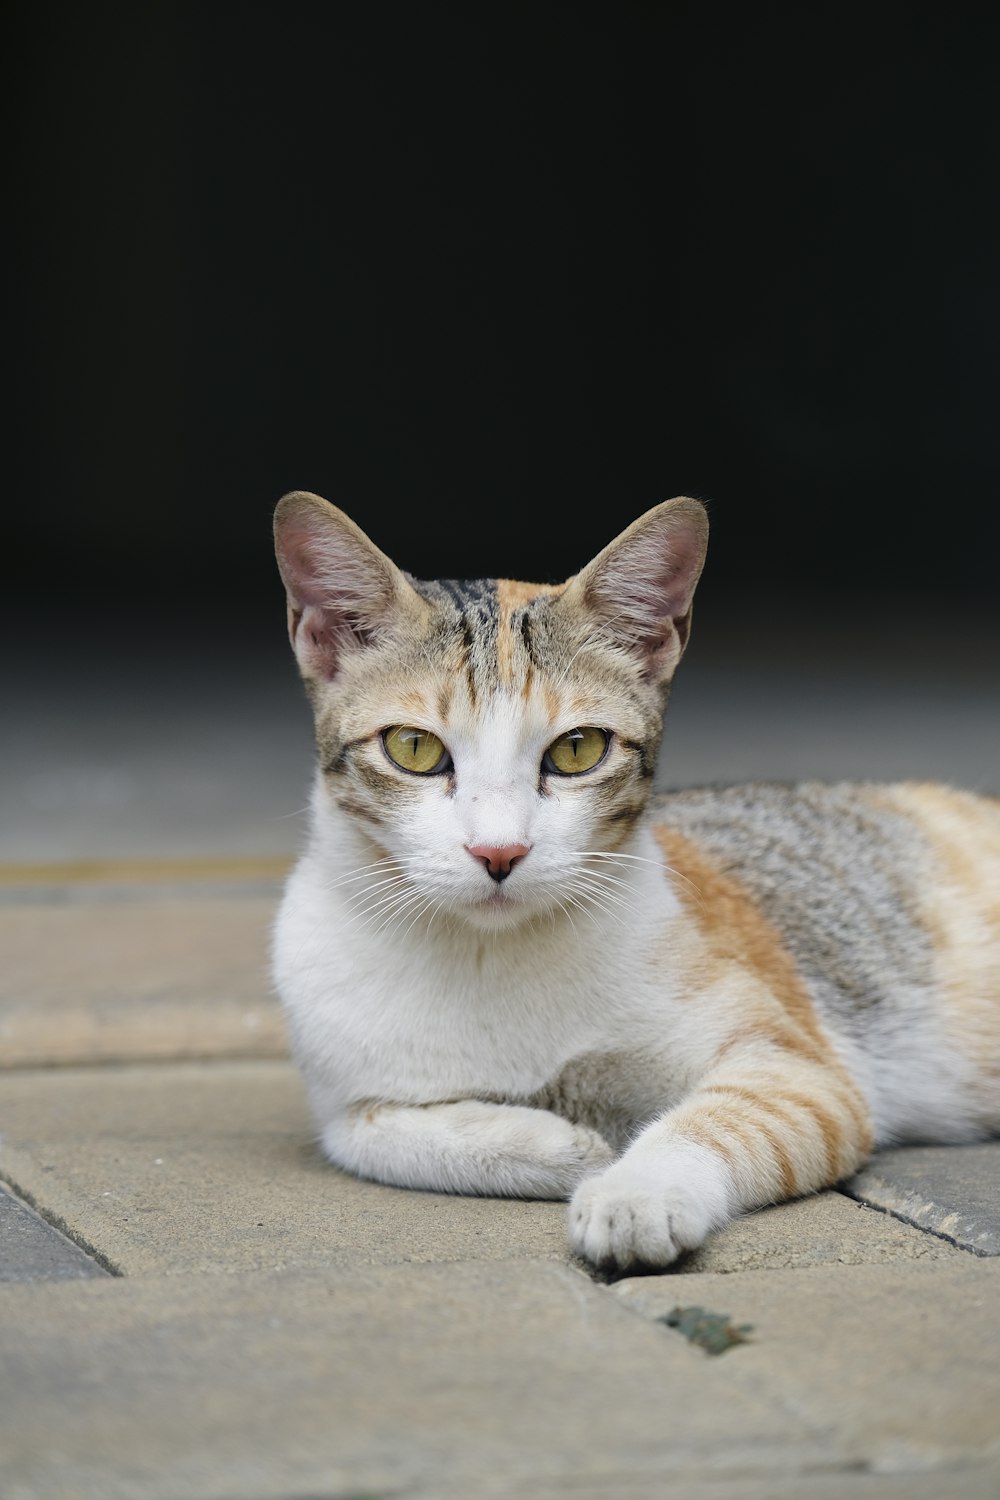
274, 493, 708, 931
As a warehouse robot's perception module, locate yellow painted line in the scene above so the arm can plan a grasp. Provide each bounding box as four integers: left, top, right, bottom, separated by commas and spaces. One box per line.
0, 856, 294, 888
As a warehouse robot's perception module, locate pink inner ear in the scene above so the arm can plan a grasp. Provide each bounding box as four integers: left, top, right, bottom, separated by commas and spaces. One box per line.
277, 516, 345, 610
637, 530, 703, 621
582, 502, 707, 679
601, 526, 703, 630
284, 595, 345, 681
275, 502, 399, 681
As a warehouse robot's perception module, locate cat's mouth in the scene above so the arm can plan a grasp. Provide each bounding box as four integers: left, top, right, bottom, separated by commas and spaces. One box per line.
473, 884, 516, 907
463, 879, 535, 929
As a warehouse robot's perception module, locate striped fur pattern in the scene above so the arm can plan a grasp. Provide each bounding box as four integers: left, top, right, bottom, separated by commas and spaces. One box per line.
272, 491, 1000, 1271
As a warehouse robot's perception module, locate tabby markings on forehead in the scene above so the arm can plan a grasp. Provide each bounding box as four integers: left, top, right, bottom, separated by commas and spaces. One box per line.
519, 610, 536, 667
404, 575, 571, 699
406, 578, 498, 705
503, 581, 572, 692
436, 679, 454, 721
406, 575, 501, 617
397, 690, 432, 719
495, 578, 568, 609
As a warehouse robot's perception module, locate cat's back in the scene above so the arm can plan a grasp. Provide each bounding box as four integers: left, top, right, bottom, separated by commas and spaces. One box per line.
644, 778, 1000, 1135
644, 774, 995, 924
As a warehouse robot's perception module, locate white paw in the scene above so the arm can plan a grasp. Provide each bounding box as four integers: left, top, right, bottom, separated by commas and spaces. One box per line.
517, 1117, 616, 1197
568, 1145, 730, 1271
324, 1099, 616, 1201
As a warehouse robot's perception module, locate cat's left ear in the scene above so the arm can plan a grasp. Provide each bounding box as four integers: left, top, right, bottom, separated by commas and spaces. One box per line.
273, 491, 429, 682
561, 497, 709, 683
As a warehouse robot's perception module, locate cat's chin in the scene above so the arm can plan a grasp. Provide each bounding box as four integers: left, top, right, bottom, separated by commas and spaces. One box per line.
457, 888, 549, 934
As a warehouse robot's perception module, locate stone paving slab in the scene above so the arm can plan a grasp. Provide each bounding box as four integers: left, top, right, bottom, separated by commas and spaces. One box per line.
0, 1182, 109, 1282
462, 1472, 1000, 1500
0, 1062, 969, 1280
0, 892, 288, 1067
676, 1187, 962, 1273
3, 1258, 998, 1500
611, 1259, 1000, 1475
0, 1261, 792, 1500
844, 1144, 1000, 1257
0, 1062, 571, 1273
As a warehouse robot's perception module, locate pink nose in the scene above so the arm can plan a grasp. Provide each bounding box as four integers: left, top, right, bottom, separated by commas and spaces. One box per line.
465, 843, 531, 883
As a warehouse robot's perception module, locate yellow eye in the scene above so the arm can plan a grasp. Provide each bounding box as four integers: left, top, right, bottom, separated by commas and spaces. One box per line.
543, 727, 610, 776
382, 726, 451, 775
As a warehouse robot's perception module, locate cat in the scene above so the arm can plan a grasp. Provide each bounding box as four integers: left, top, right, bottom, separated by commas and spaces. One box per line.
270, 489, 1000, 1272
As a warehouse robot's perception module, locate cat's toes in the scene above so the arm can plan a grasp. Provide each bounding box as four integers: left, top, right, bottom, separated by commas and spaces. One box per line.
568, 1163, 716, 1271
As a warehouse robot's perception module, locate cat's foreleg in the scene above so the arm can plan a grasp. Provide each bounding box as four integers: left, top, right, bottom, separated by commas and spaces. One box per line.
321, 1098, 616, 1198
569, 1051, 873, 1270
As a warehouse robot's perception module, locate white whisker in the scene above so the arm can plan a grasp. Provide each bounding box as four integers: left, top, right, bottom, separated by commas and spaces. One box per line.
564, 878, 630, 929
318, 856, 404, 893
559, 885, 613, 928
577, 867, 637, 896
401, 893, 440, 939
572, 874, 633, 914
421, 896, 450, 936
340, 873, 411, 914
576, 849, 704, 906
355, 883, 423, 928
338, 873, 417, 924
366, 888, 428, 938
551, 894, 579, 932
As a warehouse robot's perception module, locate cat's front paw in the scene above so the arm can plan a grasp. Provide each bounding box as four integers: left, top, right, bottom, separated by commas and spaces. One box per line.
485, 1111, 616, 1197
568, 1146, 730, 1271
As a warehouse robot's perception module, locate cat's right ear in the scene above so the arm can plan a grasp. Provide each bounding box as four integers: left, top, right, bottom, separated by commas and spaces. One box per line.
273, 491, 424, 681
561, 496, 709, 684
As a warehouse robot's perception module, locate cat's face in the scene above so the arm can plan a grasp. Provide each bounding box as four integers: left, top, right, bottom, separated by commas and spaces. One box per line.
274, 494, 708, 931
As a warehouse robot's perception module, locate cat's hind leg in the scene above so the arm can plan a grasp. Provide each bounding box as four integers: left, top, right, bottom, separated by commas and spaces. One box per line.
321, 1098, 616, 1198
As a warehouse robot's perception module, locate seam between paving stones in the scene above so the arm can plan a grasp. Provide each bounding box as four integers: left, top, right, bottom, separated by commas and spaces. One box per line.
422, 1456, 1000, 1499
0, 1049, 290, 1072
834, 1185, 993, 1258
0, 1056, 293, 1076
0, 880, 287, 907
567, 1255, 761, 1349
0, 1172, 123, 1277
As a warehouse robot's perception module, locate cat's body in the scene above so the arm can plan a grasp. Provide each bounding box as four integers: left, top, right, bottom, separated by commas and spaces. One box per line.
271, 491, 1000, 1270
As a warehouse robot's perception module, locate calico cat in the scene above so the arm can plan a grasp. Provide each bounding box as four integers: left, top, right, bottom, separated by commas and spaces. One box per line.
271, 490, 1000, 1271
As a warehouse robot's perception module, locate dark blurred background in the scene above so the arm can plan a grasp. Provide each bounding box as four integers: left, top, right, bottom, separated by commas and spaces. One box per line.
5, 1, 999, 861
